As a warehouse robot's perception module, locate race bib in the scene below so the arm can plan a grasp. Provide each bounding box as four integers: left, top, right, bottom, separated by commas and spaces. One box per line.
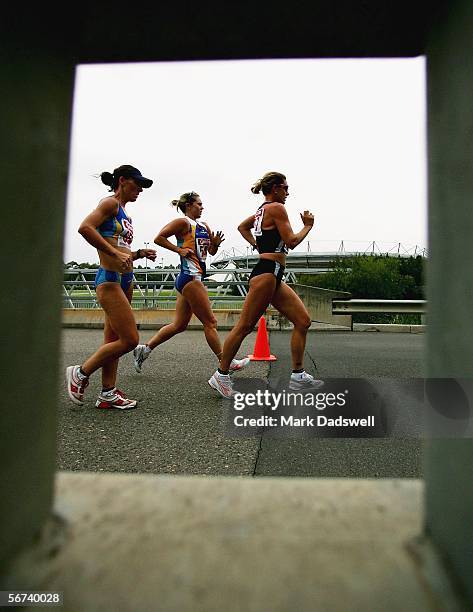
197, 237, 211, 261
253, 208, 264, 235
117, 217, 133, 249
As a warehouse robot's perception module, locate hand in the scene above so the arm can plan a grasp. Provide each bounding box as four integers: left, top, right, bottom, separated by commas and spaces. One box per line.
210, 230, 225, 248
114, 249, 133, 269
142, 248, 157, 261
178, 247, 194, 258
300, 210, 315, 227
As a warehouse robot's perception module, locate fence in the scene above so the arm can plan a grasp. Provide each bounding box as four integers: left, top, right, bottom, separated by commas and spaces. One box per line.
63, 267, 297, 309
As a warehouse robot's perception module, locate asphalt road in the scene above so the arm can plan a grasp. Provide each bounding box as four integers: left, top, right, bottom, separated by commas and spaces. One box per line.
58, 329, 424, 477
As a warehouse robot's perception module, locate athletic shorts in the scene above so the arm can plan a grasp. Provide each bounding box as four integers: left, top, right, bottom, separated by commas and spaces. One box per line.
94, 267, 134, 293
249, 259, 285, 288
175, 271, 205, 294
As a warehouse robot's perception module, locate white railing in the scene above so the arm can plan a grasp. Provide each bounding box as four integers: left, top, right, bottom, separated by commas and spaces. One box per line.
62, 267, 298, 308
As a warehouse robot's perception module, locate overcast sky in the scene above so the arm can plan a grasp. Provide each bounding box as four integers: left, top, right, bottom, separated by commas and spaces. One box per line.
64, 57, 427, 266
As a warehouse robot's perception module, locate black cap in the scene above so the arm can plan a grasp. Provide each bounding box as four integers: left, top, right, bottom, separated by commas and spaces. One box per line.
128, 168, 153, 188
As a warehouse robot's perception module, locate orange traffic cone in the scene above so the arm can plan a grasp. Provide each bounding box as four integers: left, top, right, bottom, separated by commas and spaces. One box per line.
249, 316, 277, 361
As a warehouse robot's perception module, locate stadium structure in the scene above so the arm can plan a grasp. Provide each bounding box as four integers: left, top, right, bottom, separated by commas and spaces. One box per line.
211, 240, 426, 273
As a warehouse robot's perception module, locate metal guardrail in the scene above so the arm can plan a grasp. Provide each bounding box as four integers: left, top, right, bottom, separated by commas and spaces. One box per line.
332, 299, 426, 314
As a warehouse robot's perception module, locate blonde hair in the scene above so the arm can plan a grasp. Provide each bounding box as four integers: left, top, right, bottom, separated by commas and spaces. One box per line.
171, 191, 199, 214
251, 172, 286, 195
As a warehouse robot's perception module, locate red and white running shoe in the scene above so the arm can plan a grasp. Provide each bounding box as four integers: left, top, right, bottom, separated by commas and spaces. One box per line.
65, 365, 89, 406
95, 388, 137, 410
208, 371, 235, 399
229, 357, 250, 372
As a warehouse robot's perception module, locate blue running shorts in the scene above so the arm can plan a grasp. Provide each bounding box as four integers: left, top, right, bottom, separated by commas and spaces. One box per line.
94, 267, 134, 293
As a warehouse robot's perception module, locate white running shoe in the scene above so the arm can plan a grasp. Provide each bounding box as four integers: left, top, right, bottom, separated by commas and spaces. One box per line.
95, 388, 137, 410
208, 371, 235, 398
133, 344, 150, 373
65, 365, 89, 406
289, 371, 324, 391
229, 357, 250, 372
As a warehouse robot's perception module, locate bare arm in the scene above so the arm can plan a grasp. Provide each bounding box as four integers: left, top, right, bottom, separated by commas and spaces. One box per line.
154, 218, 193, 257
270, 204, 314, 250
204, 223, 225, 256
78, 198, 133, 267
134, 248, 157, 262
238, 214, 257, 249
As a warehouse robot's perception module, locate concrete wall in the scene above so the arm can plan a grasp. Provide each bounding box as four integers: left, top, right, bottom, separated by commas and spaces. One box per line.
0, 53, 75, 571
425, 0, 473, 602
288, 284, 352, 328
62, 308, 279, 331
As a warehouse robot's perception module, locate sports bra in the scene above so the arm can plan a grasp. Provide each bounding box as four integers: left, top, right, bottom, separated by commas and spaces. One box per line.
97, 203, 133, 250
177, 217, 211, 276
253, 203, 288, 254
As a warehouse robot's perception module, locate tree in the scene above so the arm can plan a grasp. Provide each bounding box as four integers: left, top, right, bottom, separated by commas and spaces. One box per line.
298, 255, 425, 323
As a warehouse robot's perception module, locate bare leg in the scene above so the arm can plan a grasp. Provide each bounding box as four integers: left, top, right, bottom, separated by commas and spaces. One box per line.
270, 282, 311, 370
101, 284, 134, 388
219, 274, 276, 372
81, 283, 139, 377
101, 315, 119, 388
146, 292, 193, 350
182, 280, 222, 357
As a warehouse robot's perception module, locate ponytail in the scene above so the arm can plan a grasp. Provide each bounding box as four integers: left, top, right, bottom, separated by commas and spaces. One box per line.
251, 179, 263, 194
100, 171, 116, 191
171, 198, 186, 214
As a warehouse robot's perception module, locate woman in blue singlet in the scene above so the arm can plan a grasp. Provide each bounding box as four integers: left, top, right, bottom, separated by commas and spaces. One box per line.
65, 164, 156, 410
132, 191, 249, 374
209, 171, 323, 398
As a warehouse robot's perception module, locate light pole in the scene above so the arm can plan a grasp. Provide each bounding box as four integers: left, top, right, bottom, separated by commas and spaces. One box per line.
144, 242, 149, 301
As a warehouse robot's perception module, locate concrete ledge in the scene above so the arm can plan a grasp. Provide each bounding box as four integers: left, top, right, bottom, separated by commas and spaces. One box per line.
61, 311, 424, 333
309, 322, 352, 331
5, 472, 442, 611
353, 324, 426, 333
62, 309, 278, 331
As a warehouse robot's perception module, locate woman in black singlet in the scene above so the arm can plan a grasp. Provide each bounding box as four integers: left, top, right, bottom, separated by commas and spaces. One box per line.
208, 171, 323, 398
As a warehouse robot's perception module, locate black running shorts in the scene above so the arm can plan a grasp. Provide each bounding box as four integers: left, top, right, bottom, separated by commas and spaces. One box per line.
249, 258, 285, 288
